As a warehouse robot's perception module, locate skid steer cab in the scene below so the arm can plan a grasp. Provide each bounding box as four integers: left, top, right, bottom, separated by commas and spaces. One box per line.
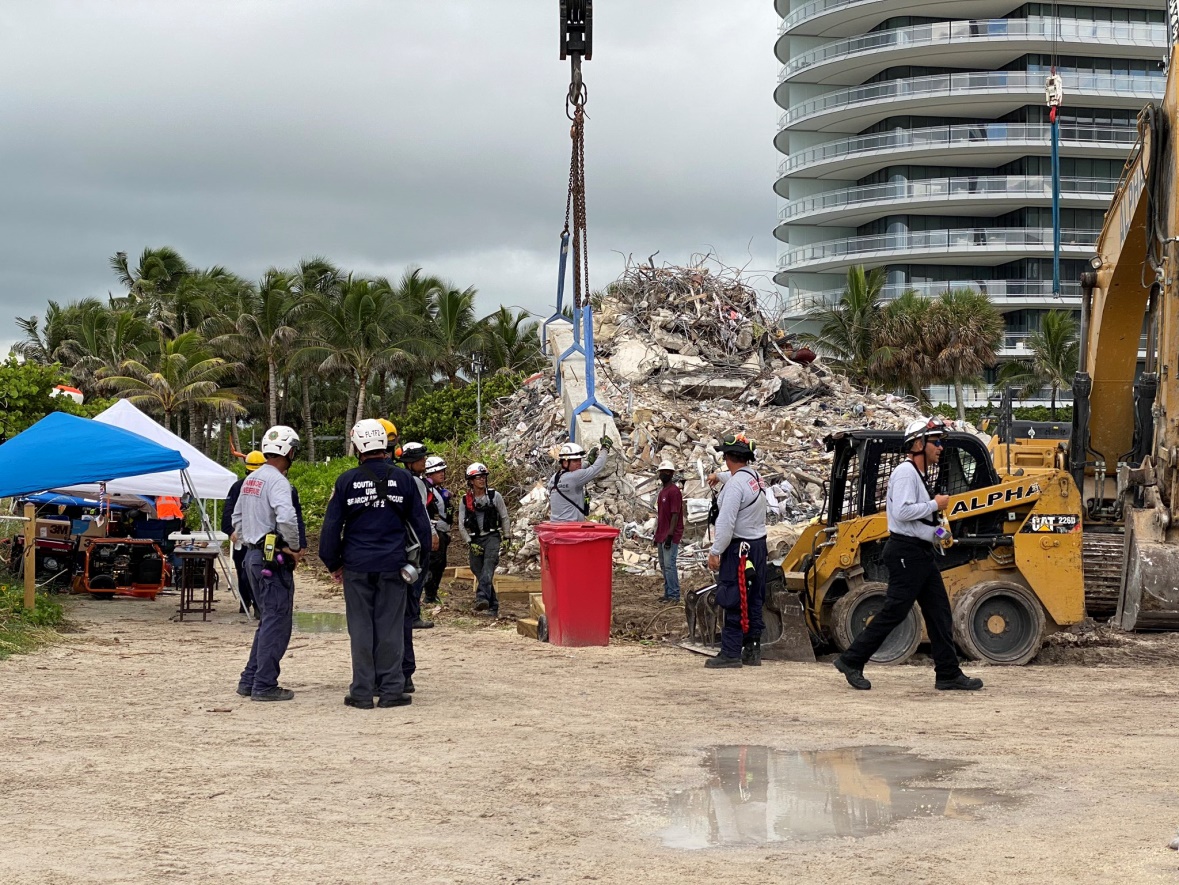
776, 429, 1086, 666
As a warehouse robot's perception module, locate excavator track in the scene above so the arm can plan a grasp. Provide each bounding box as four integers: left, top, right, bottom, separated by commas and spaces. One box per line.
1082, 532, 1125, 619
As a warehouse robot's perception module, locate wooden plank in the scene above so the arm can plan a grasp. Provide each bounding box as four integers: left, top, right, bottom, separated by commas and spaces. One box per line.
516, 617, 539, 640
529, 592, 545, 620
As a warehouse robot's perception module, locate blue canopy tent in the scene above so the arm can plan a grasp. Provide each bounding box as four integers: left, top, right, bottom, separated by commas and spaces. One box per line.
0, 412, 189, 498
0, 414, 248, 614
22, 492, 131, 510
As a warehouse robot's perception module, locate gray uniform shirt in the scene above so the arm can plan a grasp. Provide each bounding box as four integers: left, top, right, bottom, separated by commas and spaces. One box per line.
232, 462, 299, 546
458, 490, 511, 543
709, 467, 767, 556
886, 459, 939, 544
547, 448, 610, 522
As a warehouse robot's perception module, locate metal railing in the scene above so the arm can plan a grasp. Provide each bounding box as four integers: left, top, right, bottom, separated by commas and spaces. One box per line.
780, 0, 877, 35
778, 175, 1116, 222
790, 280, 1083, 308
778, 123, 1137, 178
781, 19, 1165, 81
924, 383, 1075, 405
780, 71, 1162, 130
779, 227, 1097, 270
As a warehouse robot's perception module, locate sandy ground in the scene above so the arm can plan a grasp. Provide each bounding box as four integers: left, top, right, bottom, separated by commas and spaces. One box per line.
3, 573, 1179, 885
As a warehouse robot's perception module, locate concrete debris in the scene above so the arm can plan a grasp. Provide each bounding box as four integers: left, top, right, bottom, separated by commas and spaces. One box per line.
490, 261, 928, 579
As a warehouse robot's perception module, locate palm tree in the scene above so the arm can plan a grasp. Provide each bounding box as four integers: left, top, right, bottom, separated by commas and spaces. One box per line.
483, 306, 543, 373
98, 329, 243, 437
871, 290, 938, 402
211, 269, 301, 427
300, 276, 416, 449
390, 267, 447, 404
429, 284, 486, 386
109, 247, 191, 306
798, 266, 887, 388
996, 309, 1079, 418
929, 289, 1004, 422
13, 299, 84, 365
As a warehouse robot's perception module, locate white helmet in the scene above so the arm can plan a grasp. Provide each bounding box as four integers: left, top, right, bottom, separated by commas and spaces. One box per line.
658, 460, 676, 472
558, 442, 586, 461
425, 455, 447, 475
466, 462, 490, 479
904, 416, 948, 446
350, 418, 388, 454
261, 425, 300, 458
399, 442, 429, 465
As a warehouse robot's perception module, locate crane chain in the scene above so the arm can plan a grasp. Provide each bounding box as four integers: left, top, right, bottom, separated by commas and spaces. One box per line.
564, 89, 589, 311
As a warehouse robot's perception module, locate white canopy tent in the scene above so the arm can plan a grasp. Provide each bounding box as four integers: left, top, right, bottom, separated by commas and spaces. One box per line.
58, 399, 237, 500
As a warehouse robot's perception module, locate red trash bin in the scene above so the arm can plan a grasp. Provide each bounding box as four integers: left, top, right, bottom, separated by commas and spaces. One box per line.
535, 521, 620, 646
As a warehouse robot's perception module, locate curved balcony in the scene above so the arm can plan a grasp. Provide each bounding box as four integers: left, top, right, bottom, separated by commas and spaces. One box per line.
778, 227, 1096, 274
791, 280, 1082, 311
776, 124, 1138, 185
777, 175, 1117, 227
777, 71, 1161, 136
779, 19, 1164, 86
777, 0, 1151, 40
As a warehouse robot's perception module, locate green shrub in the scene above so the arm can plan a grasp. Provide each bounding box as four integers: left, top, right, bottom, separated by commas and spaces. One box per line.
288, 459, 354, 536
932, 403, 1073, 425
398, 373, 522, 444
0, 584, 65, 658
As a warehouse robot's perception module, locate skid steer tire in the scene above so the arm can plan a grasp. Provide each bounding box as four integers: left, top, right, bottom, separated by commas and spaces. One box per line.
831, 581, 922, 665
953, 580, 1045, 665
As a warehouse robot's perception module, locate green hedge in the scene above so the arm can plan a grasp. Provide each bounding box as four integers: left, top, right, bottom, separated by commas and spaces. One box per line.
0, 584, 65, 659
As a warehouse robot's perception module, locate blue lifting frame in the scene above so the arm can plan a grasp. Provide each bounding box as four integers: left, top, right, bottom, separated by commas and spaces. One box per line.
540, 232, 574, 358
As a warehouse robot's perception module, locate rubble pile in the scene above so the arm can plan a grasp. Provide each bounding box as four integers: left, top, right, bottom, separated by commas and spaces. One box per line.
490, 261, 927, 578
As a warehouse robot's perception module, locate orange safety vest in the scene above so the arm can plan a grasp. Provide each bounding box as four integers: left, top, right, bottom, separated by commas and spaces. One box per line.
156, 496, 184, 520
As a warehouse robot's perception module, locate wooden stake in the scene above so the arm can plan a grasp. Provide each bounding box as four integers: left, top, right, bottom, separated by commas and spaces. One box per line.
23, 502, 35, 611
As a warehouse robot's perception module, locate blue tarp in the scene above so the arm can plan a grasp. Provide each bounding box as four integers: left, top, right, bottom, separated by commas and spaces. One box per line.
0, 412, 189, 499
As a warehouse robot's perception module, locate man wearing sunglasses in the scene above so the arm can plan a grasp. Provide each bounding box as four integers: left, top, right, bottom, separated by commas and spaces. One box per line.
833, 417, 983, 692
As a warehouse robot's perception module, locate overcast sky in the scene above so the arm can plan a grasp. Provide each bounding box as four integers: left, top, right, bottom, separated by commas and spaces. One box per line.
0, 0, 782, 355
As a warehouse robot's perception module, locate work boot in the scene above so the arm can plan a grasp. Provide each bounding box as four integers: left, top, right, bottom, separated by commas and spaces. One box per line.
235, 683, 252, 698
424, 595, 440, 605
378, 694, 412, 708
403, 677, 415, 694
252, 687, 294, 702
704, 654, 743, 669
473, 598, 490, 612
412, 618, 434, 629
935, 674, 984, 691
489, 608, 499, 618
833, 656, 871, 690
343, 695, 374, 709
741, 637, 762, 667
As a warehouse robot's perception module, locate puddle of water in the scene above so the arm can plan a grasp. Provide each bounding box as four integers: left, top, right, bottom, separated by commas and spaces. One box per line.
661, 745, 1016, 849
292, 611, 348, 633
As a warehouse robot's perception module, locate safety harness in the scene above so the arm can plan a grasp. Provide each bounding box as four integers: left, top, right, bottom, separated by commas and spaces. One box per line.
464, 489, 502, 536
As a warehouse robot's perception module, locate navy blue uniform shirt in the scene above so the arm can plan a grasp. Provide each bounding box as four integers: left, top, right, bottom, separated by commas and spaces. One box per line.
222, 477, 244, 536
318, 458, 431, 573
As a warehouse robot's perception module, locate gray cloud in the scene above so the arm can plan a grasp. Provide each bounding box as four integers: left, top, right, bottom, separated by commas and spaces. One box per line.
0, 0, 781, 353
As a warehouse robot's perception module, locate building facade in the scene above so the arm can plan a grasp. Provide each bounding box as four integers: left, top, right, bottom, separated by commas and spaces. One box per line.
774, 0, 1167, 400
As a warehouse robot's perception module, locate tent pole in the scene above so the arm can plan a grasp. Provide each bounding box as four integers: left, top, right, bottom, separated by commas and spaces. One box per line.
23, 503, 35, 610
180, 469, 249, 620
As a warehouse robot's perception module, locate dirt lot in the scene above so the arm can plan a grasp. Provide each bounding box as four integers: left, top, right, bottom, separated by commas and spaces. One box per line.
3, 573, 1179, 885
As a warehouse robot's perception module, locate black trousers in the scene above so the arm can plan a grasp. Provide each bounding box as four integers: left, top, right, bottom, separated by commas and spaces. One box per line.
232, 545, 254, 612
424, 533, 450, 602
343, 570, 407, 700
842, 536, 963, 680
716, 536, 767, 659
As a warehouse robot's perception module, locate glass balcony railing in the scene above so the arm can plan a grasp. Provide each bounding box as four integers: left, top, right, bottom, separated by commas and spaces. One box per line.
781, 18, 1165, 81
780, 0, 875, 35
923, 383, 1075, 405
780, 72, 1162, 130
791, 280, 1082, 309
778, 227, 1097, 270
777, 123, 1137, 178
778, 175, 1116, 222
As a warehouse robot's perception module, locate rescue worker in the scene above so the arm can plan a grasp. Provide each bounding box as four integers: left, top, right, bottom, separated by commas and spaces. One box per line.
318, 419, 431, 709
547, 435, 613, 522
422, 455, 452, 605
704, 433, 768, 669
222, 450, 264, 615
459, 462, 511, 615
233, 426, 306, 701
378, 418, 403, 459
833, 417, 984, 692
654, 459, 683, 603
399, 442, 439, 630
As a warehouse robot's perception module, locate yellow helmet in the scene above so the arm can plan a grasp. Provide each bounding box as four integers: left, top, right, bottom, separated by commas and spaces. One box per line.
244, 450, 265, 472
378, 418, 401, 458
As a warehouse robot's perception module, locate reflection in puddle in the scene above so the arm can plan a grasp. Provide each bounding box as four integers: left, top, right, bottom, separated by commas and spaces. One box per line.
292, 611, 348, 633
662, 745, 1016, 849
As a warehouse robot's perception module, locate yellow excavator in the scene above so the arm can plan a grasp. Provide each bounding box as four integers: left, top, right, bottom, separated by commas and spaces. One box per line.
687, 20, 1179, 661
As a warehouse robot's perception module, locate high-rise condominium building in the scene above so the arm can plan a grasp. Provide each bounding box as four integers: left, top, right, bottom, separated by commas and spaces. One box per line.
774, 0, 1167, 397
